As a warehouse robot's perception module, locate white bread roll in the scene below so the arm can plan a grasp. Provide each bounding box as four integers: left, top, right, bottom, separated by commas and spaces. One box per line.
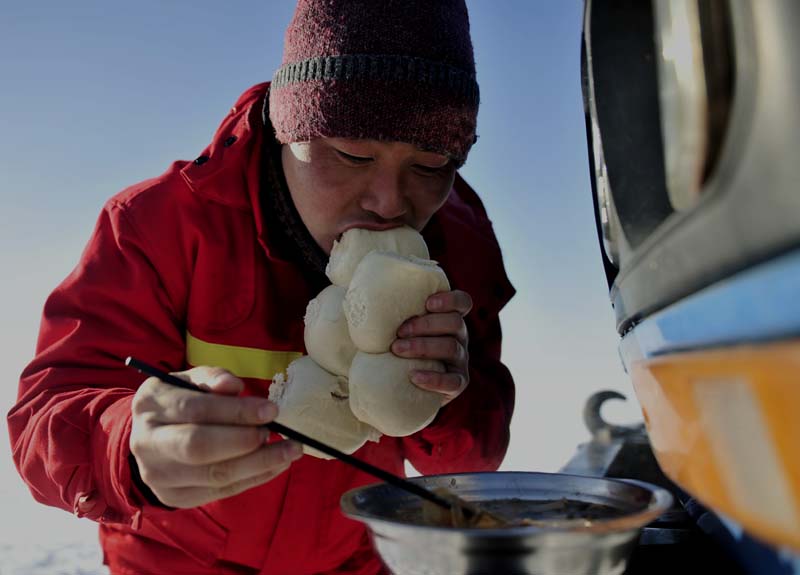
304, 285, 357, 377
326, 226, 429, 287
343, 252, 450, 353
348, 351, 445, 437
268, 356, 380, 459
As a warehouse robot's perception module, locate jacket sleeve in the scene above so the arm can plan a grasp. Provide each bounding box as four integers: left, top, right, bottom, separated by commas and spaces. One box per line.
7, 198, 186, 528
401, 309, 515, 475
403, 174, 516, 475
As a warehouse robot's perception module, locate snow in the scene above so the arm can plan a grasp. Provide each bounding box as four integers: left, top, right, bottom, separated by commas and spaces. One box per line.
0, 542, 108, 575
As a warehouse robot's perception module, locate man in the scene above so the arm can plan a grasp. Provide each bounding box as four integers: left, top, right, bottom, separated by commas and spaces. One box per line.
8, 1, 515, 573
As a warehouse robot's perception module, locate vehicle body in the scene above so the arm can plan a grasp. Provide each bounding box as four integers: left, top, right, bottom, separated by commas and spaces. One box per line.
581, 0, 800, 568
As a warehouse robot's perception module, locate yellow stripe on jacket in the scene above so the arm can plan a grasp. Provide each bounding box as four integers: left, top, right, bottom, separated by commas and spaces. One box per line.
186, 331, 302, 380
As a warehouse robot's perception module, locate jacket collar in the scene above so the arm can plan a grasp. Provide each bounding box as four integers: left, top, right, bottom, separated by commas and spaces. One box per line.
179, 82, 270, 210
179, 83, 273, 252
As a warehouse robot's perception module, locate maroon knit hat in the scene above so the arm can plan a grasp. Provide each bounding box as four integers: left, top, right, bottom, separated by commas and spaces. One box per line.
268, 0, 479, 166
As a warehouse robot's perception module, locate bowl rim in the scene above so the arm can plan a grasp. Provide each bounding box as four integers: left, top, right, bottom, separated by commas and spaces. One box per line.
340, 471, 674, 536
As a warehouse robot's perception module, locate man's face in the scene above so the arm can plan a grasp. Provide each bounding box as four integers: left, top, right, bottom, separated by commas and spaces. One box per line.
281, 137, 456, 254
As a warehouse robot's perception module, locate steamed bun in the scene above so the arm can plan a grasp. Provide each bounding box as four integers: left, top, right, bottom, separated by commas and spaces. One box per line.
326, 226, 429, 287
343, 252, 450, 353
304, 285, 357, 377
348, 351, 445, 437
268, 356, 380, 459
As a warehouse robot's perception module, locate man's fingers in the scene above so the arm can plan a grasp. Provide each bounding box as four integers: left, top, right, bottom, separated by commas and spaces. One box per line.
144, 384, 277, 426
209, 467, 291, 501
149, 423, 271, 465
426, 290, 473, 316
392, 335, 467, 365
179, 366, 244, 396
131, 367, 277, 425
409, 370, 467, 405
396, 312, 467, 344
130, 365, 298, 506
203, 441, 303, 488
158, 466, 293, 509
145, 441, 303, 488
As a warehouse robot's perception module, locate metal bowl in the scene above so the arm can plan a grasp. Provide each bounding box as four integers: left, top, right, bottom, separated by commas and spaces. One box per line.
340, 471, 672, 575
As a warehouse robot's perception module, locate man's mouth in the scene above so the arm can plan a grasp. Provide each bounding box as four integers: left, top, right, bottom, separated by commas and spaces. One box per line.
336, 222, 406, 241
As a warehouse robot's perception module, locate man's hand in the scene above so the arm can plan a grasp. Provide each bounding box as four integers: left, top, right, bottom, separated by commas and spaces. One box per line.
391, 289, 472, 405
129, 366, 302, 509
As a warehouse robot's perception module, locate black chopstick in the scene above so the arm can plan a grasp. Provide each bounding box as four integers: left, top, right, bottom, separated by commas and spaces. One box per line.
124, 356, 456, 513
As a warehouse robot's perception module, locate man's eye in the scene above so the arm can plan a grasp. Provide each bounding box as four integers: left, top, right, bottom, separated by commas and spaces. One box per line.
336, 150, 373, 164
413, 163, 450, 175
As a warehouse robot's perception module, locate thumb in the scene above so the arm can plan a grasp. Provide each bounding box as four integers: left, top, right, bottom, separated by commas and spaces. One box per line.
179, 366, 244, 396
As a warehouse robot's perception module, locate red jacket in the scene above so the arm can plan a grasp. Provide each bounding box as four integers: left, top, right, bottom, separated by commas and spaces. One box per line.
8, 83, 515, 575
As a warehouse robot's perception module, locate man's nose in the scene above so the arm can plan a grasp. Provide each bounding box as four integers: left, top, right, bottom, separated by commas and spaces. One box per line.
361, 173, 409, 220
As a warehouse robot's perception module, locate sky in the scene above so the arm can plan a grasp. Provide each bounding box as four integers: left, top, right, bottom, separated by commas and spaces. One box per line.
0, 0, 641, 548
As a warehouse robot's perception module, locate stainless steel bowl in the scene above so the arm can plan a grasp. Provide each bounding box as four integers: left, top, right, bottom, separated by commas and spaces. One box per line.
340, 471, 672, 575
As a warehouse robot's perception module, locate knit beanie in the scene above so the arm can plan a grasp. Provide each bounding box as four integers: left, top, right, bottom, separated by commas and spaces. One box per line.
268, 0, 479, 166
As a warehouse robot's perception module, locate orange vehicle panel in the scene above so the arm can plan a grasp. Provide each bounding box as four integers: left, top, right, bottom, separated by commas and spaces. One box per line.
630, 340, 800, 550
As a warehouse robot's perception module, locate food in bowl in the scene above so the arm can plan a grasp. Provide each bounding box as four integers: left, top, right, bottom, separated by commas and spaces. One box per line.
417, 489, 630, 529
